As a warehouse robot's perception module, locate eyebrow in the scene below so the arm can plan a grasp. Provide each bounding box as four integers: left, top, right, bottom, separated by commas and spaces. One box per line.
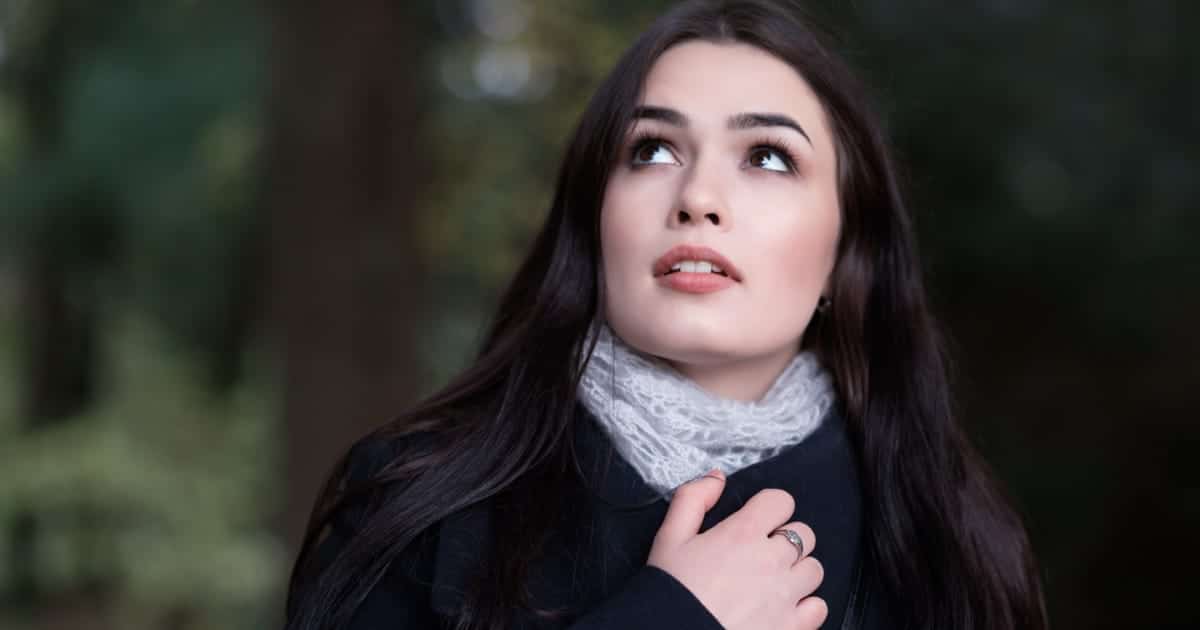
632, 105, 812, 147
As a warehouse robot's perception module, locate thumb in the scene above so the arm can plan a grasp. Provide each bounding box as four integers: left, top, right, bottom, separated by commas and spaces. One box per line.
655, 469, 726, 549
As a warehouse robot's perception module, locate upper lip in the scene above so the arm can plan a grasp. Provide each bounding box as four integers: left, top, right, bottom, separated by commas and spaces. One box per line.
653, 244, 742, 281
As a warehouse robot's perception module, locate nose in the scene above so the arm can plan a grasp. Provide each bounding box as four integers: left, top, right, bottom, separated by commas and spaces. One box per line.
670, 159, 730, 229
673, 205, 723, 227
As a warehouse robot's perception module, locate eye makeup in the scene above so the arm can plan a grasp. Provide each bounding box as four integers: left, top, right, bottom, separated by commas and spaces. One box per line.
624, 129, 801, 175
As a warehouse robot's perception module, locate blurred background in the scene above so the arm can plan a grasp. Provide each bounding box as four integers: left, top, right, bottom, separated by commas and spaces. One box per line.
0, 0, 1195, 628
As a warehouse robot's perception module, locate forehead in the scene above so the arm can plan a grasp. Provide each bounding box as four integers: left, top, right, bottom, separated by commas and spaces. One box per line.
639, 40, 833, 148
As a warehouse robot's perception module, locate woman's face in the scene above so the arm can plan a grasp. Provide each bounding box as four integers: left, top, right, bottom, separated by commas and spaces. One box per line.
600, 40, 842, 398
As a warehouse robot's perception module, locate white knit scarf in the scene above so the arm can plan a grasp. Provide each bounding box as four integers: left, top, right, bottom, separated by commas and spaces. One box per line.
577, 323, 836, 497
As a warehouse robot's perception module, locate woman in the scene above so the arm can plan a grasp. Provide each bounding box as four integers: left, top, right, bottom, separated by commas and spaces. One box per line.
284, 1, 1049, 628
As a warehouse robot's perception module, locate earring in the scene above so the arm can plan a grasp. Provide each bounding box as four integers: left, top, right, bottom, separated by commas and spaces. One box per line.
816, 296, 832, 313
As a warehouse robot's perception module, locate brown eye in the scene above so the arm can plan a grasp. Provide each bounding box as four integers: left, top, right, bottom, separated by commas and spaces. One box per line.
631, 139, 679, 166
748, 146, 792, 173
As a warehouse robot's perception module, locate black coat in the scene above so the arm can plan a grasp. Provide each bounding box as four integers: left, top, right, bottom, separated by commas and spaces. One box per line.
311, 404, 893, 629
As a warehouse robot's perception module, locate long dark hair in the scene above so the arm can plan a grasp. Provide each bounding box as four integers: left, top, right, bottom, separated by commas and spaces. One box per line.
284, 1, 1049, 628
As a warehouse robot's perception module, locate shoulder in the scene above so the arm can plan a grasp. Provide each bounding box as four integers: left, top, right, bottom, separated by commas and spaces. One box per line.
327, 426, 450, 542
345, 432, 399, 477
342, 427, 436, 482
310, 431, 451, 626
327, 433, 404, 537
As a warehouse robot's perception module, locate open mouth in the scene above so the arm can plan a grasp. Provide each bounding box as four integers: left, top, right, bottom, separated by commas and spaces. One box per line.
653, 244, 742, 282
663, 261, 730, 277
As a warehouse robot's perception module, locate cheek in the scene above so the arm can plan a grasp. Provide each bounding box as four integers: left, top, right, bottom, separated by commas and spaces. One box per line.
600, 177, 663, 282
755, 198, 841, 296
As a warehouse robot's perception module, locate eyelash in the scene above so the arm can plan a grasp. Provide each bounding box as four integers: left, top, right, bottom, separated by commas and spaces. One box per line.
626, 131, 800, 174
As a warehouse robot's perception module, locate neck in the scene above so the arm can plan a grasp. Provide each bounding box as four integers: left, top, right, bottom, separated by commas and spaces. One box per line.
577, 326, 834, 496
669, 347, 798, 402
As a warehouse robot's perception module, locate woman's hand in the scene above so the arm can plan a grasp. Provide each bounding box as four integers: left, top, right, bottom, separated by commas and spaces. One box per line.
647, 470, 827, 630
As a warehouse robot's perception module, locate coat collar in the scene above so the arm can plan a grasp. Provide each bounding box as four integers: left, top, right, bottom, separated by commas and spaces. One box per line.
569, 401, 859, 512
430, 402, 864, 621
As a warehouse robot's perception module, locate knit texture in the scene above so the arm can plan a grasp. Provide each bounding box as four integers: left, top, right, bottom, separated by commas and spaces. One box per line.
578, 323, 835, 497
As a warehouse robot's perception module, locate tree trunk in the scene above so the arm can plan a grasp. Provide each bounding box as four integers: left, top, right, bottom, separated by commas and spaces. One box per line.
264, 1, 434, 551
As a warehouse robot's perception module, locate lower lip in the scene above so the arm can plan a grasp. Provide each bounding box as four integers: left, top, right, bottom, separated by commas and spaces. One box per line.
657, 272, 736, 294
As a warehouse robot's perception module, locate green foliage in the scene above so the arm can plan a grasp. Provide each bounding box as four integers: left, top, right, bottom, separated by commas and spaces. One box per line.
0, 1, 274, 628
0, 310, 281, 630
0, 0, 264, 370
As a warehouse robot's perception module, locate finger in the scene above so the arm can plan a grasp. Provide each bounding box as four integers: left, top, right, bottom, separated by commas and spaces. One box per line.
769, 521, 816, 562
787, 555, 824, 600
723, 488, 795, 537
794, 596, 828, 629
655, 469, 726, 549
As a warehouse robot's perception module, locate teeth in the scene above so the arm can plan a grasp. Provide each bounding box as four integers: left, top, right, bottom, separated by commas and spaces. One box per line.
668, 259, 728, 275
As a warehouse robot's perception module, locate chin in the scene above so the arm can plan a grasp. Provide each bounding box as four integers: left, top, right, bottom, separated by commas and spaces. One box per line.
615, 317, 741, 364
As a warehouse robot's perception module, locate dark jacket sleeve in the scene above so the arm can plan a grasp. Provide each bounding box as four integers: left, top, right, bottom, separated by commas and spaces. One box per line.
315, 437, 726, 630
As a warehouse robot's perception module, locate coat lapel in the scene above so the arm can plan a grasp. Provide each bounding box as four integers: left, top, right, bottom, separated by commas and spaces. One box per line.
426, 401, 868, 629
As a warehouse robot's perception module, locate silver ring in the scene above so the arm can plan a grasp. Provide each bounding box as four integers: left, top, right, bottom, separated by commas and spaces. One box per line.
769, 528, 805, 564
